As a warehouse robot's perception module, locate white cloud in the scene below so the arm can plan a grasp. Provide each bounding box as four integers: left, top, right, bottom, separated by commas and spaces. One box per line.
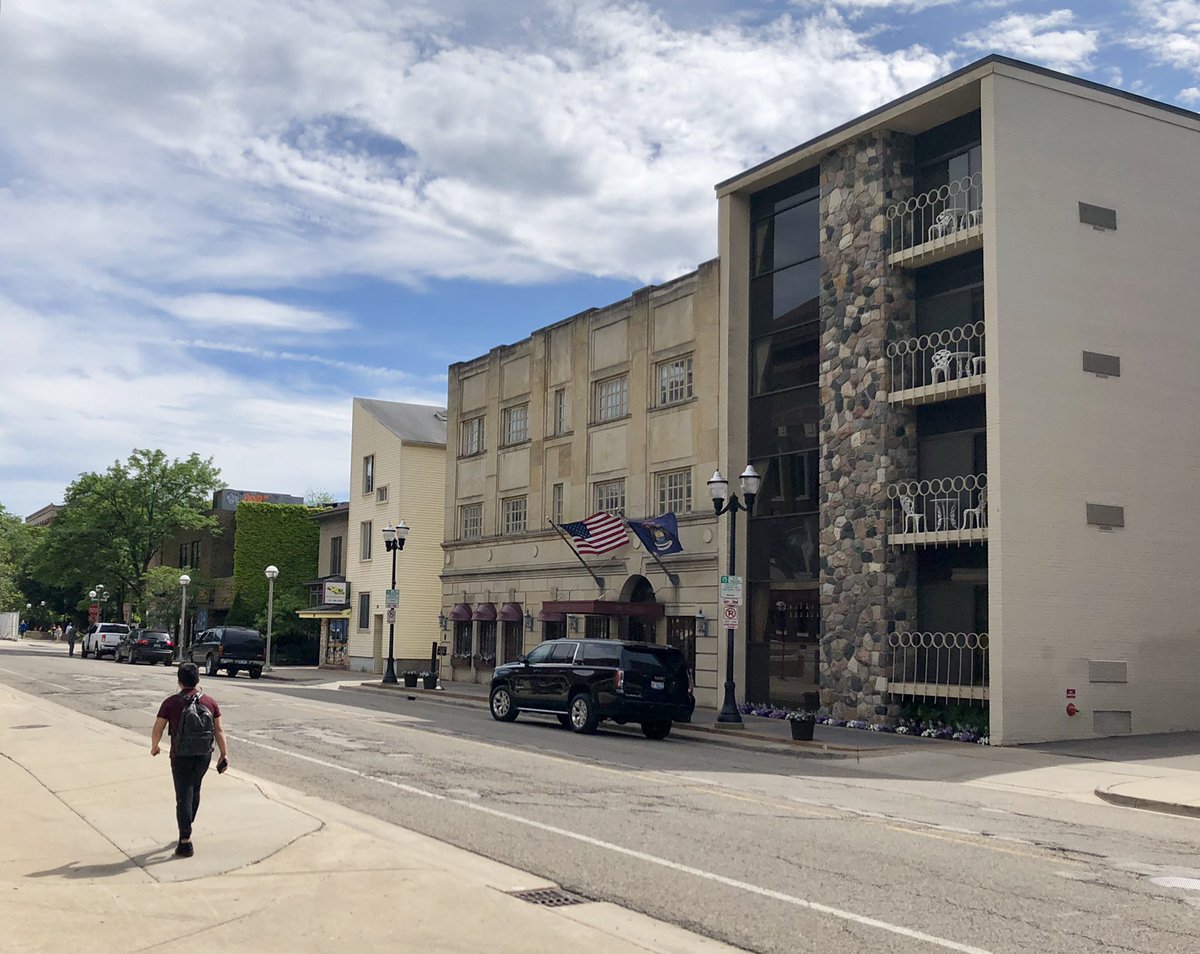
159, 295, 352, 333
960, 9, 1098, 72
1130, 1, 1200, 74
1180, 85, 1200, 101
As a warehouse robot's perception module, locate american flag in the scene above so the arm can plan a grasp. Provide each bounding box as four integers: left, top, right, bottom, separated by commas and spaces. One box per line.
559, 512, 629, 555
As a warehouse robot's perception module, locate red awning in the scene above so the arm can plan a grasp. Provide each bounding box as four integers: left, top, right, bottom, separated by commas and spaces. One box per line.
472, 602, 497, 621
537, 610, 566, 623
497, 602, 523, 622
448, 603, 473, 622
539, 600, 665, 620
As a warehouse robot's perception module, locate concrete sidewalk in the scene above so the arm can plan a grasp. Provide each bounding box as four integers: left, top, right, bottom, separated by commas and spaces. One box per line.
0, 682, 745, 954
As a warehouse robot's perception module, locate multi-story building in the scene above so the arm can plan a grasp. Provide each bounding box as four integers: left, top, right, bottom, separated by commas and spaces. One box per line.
296, 502, 351, 668
345, 398, 447, 673
440, 264, 724, 698
716, 55, 1199, 743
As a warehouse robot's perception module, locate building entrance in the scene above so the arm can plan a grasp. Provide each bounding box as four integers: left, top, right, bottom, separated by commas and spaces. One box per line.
747, 585, 820, 708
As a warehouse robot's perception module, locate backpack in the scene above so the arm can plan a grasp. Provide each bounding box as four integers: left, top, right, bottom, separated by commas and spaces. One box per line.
174, 691, 215, 757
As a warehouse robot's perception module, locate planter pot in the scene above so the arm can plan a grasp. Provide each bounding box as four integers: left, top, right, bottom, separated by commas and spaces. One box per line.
403, 673, 418, 687
422, 674, 438, 689
789, 719, 815, 741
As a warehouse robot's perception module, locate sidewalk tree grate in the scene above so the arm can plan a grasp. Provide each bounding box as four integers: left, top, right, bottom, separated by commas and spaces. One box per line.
12, 724, 49, 730
507, 887, 589, 907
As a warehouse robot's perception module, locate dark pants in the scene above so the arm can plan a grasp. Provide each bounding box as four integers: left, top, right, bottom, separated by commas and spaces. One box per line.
170, 755, 210, 839
67, 639, 76, 656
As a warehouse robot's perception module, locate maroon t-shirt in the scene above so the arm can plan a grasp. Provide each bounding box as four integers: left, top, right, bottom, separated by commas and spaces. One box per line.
157, 690, 220, 758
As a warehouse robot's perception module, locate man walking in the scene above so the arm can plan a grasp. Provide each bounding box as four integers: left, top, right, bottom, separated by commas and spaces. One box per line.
65, 623, 76, 656
150, 662, 228, 857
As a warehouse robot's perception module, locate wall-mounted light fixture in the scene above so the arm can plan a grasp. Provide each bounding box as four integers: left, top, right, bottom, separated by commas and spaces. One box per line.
569, 616, 580, 633
438, 612, 448, 631
695, 608, 708, 637
524, 610, 534, 631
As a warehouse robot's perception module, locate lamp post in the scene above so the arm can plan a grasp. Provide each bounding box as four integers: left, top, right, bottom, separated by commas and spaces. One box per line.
707, 465, 761, 726
264, 566, 279, 672
380, 521, 409, 684
177, 575, 190, 661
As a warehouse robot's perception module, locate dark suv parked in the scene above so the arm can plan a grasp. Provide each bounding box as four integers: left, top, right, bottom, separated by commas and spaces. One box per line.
189, 626, 266, 679
116, 629, 174, 665
489, 639, 694, 739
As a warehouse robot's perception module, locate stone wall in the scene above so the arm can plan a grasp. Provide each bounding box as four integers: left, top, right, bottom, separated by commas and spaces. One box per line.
818, 131, 919, 721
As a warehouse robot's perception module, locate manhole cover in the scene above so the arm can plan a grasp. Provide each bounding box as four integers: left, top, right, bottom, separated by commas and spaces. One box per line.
12, 724, 49, 730
507, 887, 589, 907
1151, 877, 1200, 892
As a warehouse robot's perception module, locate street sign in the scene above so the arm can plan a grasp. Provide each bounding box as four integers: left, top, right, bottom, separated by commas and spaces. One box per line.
721, 599, 740, 628
719, 575, 743, 603
385, 589, 400, 607
386, 606, 396, 624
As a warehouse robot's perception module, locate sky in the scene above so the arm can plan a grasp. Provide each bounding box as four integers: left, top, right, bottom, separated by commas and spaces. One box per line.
2, 0, 1198, 517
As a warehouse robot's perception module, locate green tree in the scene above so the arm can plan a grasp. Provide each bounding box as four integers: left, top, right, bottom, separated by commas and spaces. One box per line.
0, 504, 43, 612
31, 449, 222, 616
304, 489, 336, 506
140, 565, 218, 630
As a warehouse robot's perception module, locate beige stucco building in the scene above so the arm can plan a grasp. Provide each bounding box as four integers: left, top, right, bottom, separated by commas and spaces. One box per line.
346, 398, 447, 673
715, 55, 1200, 743
440, 264, 726, 703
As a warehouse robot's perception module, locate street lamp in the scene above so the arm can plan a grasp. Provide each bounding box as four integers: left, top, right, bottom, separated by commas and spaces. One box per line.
380, 520, 409, 684
177, 575, 190, 661
264, 566, 279, 672
707, 465, 761, 726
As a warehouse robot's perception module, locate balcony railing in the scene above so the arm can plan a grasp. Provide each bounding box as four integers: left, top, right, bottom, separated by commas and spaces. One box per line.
886, 174, 983, 266
888, 631, 989, 702
887, 321, 985, 404
887, 475, 988, 547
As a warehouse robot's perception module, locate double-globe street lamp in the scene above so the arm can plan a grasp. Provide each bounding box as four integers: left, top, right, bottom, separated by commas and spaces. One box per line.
380, 521, 410, 685
264, 565, 279, 672
707, 465, 761, 726
177, 575, 190, 661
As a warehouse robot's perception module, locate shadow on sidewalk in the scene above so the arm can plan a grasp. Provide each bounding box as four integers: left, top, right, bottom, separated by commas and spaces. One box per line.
27, 843, 178, 880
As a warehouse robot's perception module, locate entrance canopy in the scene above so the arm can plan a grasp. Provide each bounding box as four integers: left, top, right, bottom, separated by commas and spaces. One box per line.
540, 600, 664, 620
296, 604, 351, 620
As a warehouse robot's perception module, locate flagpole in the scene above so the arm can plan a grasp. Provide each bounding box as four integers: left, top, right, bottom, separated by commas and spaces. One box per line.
623, 518, 680, 586
548, 519, 605, 593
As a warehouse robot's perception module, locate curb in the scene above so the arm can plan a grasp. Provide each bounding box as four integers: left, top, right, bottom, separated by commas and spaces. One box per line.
354, 680, 869, 758
1094, 786, 1200, 820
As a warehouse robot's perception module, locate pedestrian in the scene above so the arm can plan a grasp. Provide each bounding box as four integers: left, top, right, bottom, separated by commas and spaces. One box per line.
65, 623, 76, 656
18, 620, 27, 639
150, 662, 229, 858
51, 623, 62, 642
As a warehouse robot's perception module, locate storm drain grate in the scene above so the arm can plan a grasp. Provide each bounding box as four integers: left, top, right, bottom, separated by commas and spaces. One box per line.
507, 887, 590, 907
12, 724, 49, 730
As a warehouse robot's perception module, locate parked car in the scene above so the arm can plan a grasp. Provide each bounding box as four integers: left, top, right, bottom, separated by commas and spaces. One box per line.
489, 639, 695, 739
116, 629, 175, 665
81, 622, 130, 659
189, 626, 266, 679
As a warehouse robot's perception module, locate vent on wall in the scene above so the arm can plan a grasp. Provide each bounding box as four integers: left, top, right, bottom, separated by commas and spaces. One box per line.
1086, 503, 1125, 528
1093, 710, 1132, 736
1079, 202, 1117, 230
1088, 660, 1128, 683
1082, 351, 1121, 377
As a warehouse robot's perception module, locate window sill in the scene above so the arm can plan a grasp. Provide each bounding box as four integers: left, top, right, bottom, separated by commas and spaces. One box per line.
649, 396, 697, 414
499, 439, 531, 450
590, 414, 632, 429
457, 451, 487, 461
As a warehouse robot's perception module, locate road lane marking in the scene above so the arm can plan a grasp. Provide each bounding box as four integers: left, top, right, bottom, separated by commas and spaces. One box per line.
232, 734, 993, 954
0, 667, 72, 691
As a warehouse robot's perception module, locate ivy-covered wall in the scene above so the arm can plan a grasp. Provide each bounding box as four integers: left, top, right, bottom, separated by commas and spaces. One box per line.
228, 503, 319, 633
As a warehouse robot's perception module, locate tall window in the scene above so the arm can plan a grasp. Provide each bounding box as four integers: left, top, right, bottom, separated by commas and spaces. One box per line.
362, 455, 374, 494
502, 496, 527, 534
477, 621, 497, 664
453, 621, 472, 657
360, 520, 372, 560
657, 356, 694, 406
551, 482, 564, 524
656, 469, 692, 514
460, 416, 484, 456
460, 503, 483, 539
594, 478, 625, 514
189, 540, 201, 567
178, 543, 188, 569
357, 592, 370, 630
553, 388, 567, 435
329, 536, 343, 576
502, 404, 529, 445
594, 374, 628, 422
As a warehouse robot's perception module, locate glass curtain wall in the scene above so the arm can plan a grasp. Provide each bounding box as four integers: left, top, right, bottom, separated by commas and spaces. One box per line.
745, 169, 822, 707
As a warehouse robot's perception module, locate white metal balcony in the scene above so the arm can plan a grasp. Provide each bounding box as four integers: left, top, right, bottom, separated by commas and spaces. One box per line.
886, 321, 985, 405
887, 475, 988, 547
888, 631, 989, 702
886, 174, 983, 268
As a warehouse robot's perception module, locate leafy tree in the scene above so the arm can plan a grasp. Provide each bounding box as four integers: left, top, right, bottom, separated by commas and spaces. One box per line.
30, 449, 221, 617
0, 504, 43, 612
139, 564, 217, 630
304, 489, 336, 507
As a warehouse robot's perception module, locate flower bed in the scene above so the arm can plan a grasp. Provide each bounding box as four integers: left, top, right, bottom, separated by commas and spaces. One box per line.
737, 701, 989, 745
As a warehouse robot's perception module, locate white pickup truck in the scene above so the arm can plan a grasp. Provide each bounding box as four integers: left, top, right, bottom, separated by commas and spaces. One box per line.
82, 622, 130, 659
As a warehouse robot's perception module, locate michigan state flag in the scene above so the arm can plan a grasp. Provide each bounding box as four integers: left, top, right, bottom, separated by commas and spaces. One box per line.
627, 512, 683, 555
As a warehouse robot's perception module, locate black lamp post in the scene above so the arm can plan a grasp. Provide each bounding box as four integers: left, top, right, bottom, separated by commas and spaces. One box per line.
707, 465, 760, 726
380, 520, 410, 684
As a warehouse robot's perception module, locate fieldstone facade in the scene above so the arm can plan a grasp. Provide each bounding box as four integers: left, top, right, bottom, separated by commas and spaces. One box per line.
818, 131, 919, 720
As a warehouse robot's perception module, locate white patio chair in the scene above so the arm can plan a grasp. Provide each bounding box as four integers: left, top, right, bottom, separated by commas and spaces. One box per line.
928, 209, 960, 240
961, 487, 988, 529
900, 495, 925, 533
930, 349, 954, 385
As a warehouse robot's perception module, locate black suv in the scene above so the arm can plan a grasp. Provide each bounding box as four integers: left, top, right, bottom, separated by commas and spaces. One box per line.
116, 629, 174, 665
189, 626, 266, 679
489, 639, 694, 739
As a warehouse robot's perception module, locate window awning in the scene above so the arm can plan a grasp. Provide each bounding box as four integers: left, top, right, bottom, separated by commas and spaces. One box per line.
497, 602, 523, 622
472, 602, 497, 621
448, 603, 473, 622
296, 605, 352, 620
540, 600, 665, 620
537, 610, 566, 623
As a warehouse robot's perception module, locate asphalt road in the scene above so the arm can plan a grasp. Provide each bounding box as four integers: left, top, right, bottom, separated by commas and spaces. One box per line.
4, 646, 1200, 954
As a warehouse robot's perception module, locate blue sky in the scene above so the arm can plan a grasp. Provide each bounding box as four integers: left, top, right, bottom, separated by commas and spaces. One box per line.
1, 0, 1198, 516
